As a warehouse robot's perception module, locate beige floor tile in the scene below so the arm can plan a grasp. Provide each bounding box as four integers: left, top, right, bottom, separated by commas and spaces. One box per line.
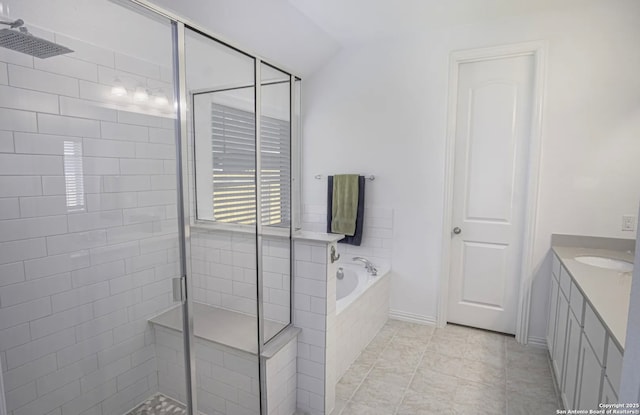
397, 390, 457, 415
343, 401, 397, 415
336, 379, 359, 401
378, 341, 424, 367
454, 379, 506, 412
507, 374, 557, 401
355, 347, 383, 368
453, 381, 507, 415
395, 322, 435, 340
506, 391, 560, 415
465, 329, 506, 348
453, 401, 506, 415
507, 359, 555, 395
425, 335, 467, 358
507, 348, 550, 371
368, 330, 396, 349
336, 363, 370, 400
390, 335, 430, 355
368, 364, 414, 388
463, 342, 507, 369
432, 324, 470, 341
336, 322, 559, 415
455, 358, 506, 387
506, 338, 548, 355
409, 368, 459, 396
507, 361, 552, 383
330, 398, 348, 415
418, 351, 465, 376
376, 356, 422, 374
466, 328, 507, 346
351, 377, 406, 409
379, 320, 400, 334
391, 333, 428, 347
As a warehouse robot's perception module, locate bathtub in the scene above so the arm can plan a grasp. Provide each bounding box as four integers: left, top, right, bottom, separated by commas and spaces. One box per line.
336, 264, 389, 314
335, 263, 390, 380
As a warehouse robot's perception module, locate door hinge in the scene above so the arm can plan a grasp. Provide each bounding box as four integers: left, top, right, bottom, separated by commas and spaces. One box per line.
172, 276, 186, 302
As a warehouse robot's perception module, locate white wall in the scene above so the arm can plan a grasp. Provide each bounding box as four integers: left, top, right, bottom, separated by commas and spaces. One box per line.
301, 1, 640, 339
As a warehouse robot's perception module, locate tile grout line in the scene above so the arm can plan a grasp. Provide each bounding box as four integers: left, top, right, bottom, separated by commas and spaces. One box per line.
391, 327, 435, 415
335, 324, 401, 415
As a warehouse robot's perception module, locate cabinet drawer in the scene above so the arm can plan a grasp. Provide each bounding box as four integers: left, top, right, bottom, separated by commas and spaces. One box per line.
559, 265, 572, 297
584, 302, 606, 365
569, 279, 584, 323
552, 254, 561, 281
606, 337, 623, 393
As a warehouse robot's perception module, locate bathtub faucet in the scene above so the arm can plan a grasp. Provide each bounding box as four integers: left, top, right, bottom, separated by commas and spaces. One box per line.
352, 257, 378, 276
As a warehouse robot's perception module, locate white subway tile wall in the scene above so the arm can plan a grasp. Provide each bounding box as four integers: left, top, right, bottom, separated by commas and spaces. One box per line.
294, 240, 336, 415
154, 326, 260, 414
0, 25, 177, 415
302, 204, 393, 269
265, 335, 297, 415
190, 230, 292, 329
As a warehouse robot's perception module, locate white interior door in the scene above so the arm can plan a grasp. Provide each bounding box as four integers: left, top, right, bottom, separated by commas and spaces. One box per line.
447, 54, 535, 334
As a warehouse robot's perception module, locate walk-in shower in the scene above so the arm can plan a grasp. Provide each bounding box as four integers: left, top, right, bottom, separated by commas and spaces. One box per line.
0, 1, 299, 414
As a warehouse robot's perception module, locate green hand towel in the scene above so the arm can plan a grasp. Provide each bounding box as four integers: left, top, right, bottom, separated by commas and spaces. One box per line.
331, 174, 359, 236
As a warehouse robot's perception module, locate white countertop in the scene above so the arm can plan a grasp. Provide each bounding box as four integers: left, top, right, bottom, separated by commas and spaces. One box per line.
552, 245, 634, 350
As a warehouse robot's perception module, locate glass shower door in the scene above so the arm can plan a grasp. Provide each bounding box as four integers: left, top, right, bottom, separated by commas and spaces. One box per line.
258, 63, 293, 345
0, 2, 193, 415
183, 27, 261, 415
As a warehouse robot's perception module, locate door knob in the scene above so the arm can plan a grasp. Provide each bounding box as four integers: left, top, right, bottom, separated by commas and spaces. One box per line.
453, 227, 462, 234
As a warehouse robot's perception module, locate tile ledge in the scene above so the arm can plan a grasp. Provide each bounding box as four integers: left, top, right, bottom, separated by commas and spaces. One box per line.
293, 230, 344, 243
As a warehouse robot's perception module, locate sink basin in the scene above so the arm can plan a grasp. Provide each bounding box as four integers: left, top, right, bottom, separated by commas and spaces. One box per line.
575, 256, 633, 272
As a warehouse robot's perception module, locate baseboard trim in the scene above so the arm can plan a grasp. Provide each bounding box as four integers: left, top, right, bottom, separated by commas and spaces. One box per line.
527, 336, 548, 349
389, 309, 437, 326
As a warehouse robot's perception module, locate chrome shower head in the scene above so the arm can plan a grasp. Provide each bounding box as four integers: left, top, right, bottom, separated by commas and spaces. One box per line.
0, 18, 24, 29
0, 19, 73, 59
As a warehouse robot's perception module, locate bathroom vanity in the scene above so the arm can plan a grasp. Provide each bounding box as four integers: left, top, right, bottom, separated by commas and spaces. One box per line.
547, 235, 634, 410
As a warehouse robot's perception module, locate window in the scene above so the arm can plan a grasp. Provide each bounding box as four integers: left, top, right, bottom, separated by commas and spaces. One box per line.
63, 140, 85, 212
210, 103, 290, 227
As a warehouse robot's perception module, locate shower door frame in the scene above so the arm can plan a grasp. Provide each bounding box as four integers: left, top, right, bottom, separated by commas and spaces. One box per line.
120, 1, 301, 413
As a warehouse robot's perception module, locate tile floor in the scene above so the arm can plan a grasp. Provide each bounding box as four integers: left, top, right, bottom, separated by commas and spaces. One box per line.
126, 393, 186, 415
332, 320, 561, 415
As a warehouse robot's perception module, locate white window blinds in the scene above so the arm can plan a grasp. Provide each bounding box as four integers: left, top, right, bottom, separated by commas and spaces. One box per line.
211, 103, 291, 227
63, 140, 85, 212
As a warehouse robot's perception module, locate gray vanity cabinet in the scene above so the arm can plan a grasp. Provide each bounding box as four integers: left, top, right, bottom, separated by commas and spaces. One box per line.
576, 332, 604, 409
562, 306, 582, 408
551, 268, 570, 384
604, 336, 623, 403
547, 252, 624, 409
546, 264, 560, 357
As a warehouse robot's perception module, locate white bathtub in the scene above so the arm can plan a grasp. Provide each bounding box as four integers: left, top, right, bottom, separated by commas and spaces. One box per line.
335, 263, 390, 380
336, 264, 390, 315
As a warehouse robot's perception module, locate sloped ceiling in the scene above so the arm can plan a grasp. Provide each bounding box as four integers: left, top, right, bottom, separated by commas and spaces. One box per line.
287, 0, 598, 44
0, 0, 611, 78
146, 0, 340, 77
150, 0, 602, 76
